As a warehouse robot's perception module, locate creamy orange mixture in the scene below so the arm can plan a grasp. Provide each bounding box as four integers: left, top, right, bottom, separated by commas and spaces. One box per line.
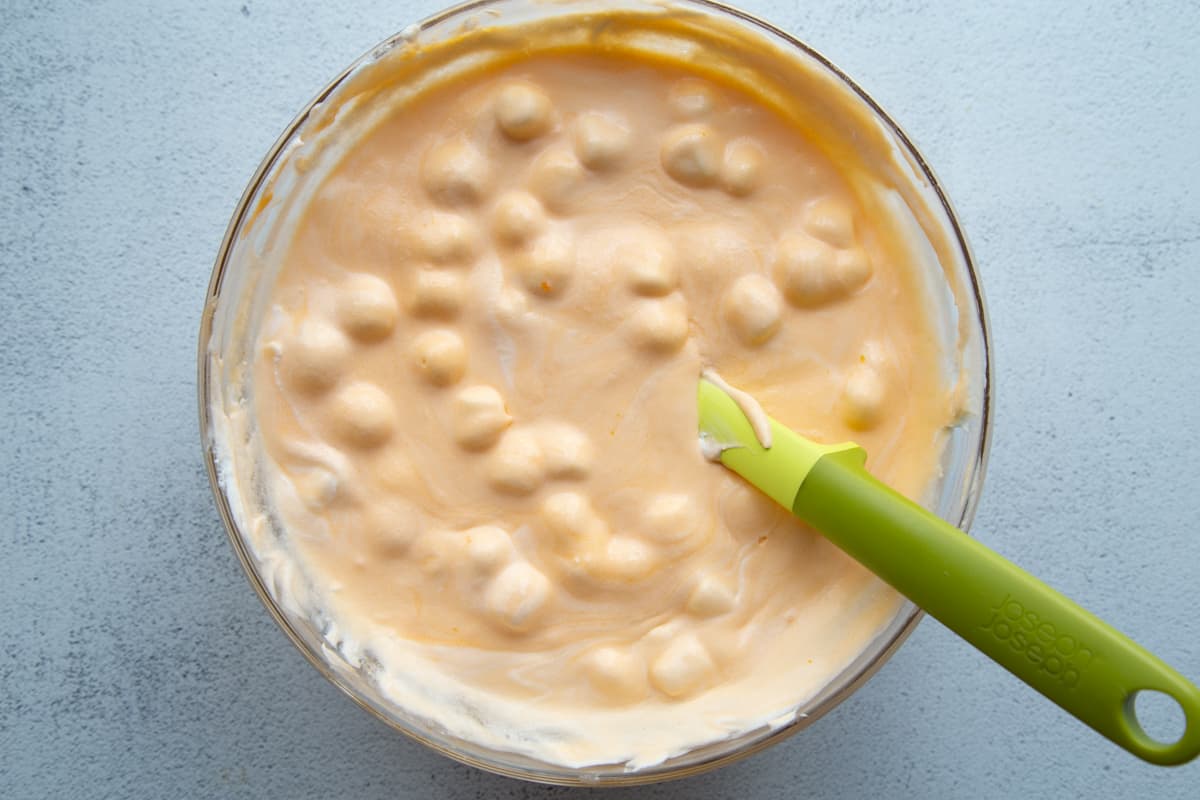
246, 48, 959, 767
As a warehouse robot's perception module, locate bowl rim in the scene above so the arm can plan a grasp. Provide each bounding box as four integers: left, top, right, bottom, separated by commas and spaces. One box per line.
196, 0, 995, 786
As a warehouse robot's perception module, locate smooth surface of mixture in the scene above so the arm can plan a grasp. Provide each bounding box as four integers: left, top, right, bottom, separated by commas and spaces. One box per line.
248, 49, 960, 767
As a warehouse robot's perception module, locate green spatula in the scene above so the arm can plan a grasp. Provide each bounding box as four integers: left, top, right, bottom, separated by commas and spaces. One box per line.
697, 375, 1200, 766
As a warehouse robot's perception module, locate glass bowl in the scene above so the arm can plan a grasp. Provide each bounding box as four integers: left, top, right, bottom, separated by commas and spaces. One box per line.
198, 0, 993, 785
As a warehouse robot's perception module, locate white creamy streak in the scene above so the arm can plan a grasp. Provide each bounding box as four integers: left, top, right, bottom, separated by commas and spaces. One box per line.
701, 368, 773, 450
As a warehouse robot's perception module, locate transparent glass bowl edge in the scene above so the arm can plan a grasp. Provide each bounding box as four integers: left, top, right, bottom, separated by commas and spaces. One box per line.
196, 0, 995, 786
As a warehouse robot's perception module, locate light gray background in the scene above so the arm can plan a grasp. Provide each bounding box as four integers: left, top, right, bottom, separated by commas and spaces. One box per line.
2, 1, 1198, 797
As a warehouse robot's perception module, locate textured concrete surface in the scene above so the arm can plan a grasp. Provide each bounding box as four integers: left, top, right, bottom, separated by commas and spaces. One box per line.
2, 1, 1198, 797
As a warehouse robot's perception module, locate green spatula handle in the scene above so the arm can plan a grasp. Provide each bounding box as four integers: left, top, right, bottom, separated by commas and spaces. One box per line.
794, 447, 1200, 766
